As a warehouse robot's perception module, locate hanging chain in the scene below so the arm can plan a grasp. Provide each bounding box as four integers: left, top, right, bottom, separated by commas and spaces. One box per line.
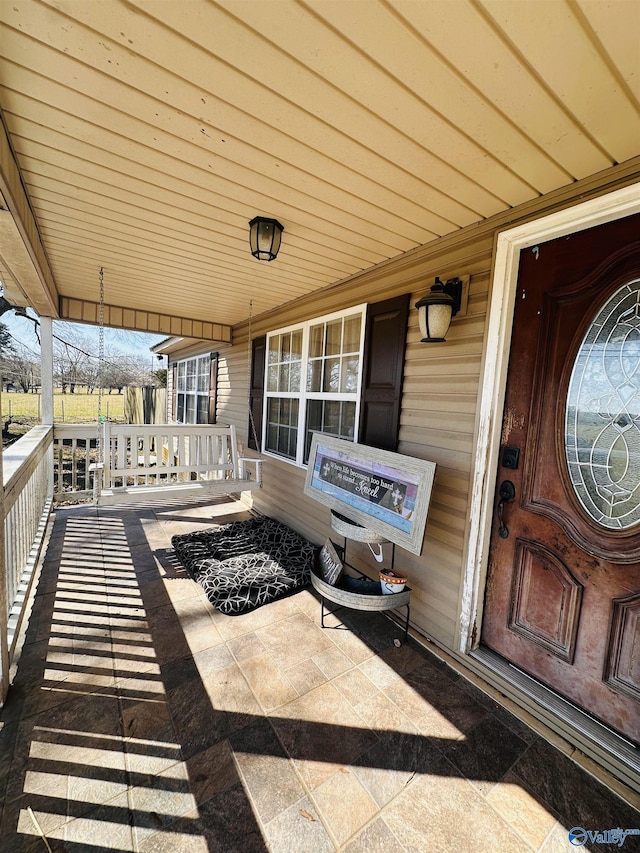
94, 267, 105, 504
97, 267, 105, 435
247, 299, 260, 451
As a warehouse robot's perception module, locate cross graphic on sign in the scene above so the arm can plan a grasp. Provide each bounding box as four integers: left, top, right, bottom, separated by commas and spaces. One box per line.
391, 486, 403, 506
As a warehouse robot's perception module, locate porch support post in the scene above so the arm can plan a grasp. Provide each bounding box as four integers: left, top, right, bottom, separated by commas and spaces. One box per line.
40, 316, 55, 501
40, 317, 54, 426
0, 386, 8, 702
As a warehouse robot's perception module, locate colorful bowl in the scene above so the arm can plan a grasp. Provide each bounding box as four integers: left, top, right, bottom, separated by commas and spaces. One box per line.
379, 569, 408, 594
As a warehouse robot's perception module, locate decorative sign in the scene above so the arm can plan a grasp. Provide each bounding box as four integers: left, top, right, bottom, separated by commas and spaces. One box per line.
318, 539, 343, 586
304, 434, 436, 555
316, 456, 413, 531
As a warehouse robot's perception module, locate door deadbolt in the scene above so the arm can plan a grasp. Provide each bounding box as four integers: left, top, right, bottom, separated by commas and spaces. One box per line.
501, 446, 520, 470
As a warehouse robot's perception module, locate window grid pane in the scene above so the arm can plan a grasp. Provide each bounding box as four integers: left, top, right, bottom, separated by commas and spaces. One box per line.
186, 395, 196, 423
306, 316, 362, 394
197, 357, 209, 392
343, 315, 361, 353
266, 310, 363, 464
196, 396, 209, 424
341, 356, 359, 392
325, 319, 342, 355
186, 360, 196, 391
266, 397, 299, 460
267, 332, 302, 393
304, 400, 357, 462
307, 360, 321, 392
323, 357, 340, 392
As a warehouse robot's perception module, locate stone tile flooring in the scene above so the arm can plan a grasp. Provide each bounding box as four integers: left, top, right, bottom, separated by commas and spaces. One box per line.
0, 498, 638, 852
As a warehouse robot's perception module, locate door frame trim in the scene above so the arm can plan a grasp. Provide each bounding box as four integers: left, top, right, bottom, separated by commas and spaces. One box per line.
459, 181, 640, 654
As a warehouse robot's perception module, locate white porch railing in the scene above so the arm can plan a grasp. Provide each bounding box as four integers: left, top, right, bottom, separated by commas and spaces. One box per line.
1, 421, 260, 701
53, 423, 99, 502
1, 425, 53, 701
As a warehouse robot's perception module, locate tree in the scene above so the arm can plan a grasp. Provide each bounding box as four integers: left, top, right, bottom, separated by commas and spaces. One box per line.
2, 343, 40, 392
152, 368, 167, 388
0, 321, 14, 355
0, 321, 16, 389
53, 326, 93, 393
101, 355, 142, 394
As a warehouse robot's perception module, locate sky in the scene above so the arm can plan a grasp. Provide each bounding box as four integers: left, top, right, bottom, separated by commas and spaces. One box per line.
1, 308, 166, 361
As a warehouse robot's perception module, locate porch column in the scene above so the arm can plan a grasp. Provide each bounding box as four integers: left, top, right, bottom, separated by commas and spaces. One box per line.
40, 317, 55, 503
0, 385, 8, 701
40, 316, 54, 426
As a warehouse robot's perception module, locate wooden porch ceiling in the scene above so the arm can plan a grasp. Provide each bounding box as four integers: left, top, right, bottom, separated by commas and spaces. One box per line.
0, 0, 638, 335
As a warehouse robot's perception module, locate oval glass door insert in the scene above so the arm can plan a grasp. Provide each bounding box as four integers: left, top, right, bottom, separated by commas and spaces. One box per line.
565, 279, 640, 529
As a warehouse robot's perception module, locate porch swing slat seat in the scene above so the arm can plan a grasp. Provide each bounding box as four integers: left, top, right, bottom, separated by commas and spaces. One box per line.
93, 422, 262, 506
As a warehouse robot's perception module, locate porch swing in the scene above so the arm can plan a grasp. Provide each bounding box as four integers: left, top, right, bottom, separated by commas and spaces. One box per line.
91, 271, 263, 507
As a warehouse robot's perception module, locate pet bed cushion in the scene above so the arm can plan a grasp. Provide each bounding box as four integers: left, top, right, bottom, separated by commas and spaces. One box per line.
171, 517, 315, 614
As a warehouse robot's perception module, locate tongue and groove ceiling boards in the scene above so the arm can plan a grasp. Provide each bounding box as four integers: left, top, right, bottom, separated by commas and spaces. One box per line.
0, 0, 638, 332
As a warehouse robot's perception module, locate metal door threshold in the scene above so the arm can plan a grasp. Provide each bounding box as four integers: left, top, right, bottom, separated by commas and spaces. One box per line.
470, 647, 640, 795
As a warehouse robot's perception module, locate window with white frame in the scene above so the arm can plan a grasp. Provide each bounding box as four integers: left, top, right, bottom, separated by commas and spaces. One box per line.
175, 354, 215, 424
264, 306, 366, 465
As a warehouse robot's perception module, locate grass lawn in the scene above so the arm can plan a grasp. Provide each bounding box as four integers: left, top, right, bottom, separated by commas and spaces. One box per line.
1, 390, 125, 423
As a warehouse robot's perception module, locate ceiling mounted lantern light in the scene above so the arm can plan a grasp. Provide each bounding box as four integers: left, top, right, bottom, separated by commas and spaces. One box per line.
249, 216, 284, 262
415, 276, 463, 343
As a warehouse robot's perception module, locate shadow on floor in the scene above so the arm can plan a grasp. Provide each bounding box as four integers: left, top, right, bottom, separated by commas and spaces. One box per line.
0, 501, 638, 852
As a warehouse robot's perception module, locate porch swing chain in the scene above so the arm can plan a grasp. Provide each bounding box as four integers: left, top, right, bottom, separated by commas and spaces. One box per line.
247, 299, 260, 452
94, 267, 105, 504
97, 267, 105, 436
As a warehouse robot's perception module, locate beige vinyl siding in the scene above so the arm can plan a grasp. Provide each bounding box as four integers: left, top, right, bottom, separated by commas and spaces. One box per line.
215, 349, 234, 425
233, 262, 492, 648
216, 344, 257, 448
169, 163, 640, 652
250, 460, 331, 547
389, 271, 490, 645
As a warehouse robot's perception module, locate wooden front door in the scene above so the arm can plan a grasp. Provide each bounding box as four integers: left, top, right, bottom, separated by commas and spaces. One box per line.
481, 214, 640, 744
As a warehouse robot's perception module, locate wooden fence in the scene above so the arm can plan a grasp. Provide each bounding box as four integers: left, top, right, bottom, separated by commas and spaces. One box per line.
124, 387, 167, 424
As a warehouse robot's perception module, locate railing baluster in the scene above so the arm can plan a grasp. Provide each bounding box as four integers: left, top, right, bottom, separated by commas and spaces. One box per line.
2, 426, 53, 701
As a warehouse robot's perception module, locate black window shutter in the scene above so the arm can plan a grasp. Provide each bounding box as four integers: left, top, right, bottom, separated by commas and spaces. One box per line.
248, 336, 266, 450
358, 294, 409, 451
208, 352, 218, 424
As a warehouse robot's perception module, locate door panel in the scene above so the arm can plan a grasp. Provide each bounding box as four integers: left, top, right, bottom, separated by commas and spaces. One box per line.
482, 214, 640, 743
509, 539, 583, 663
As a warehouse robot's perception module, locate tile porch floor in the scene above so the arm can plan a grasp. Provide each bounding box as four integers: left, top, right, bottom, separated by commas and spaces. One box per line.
0, 498, 638, 852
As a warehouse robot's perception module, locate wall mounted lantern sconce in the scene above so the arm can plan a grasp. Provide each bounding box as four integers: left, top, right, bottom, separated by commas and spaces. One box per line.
415, 276, 464, 342
249, 216, 284, 261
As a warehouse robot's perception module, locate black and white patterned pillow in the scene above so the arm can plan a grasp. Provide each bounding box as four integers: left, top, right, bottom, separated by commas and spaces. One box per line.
172, 517, 315, 614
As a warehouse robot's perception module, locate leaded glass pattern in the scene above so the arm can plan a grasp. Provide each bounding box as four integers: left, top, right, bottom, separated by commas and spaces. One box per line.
565, 279, 640, 529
